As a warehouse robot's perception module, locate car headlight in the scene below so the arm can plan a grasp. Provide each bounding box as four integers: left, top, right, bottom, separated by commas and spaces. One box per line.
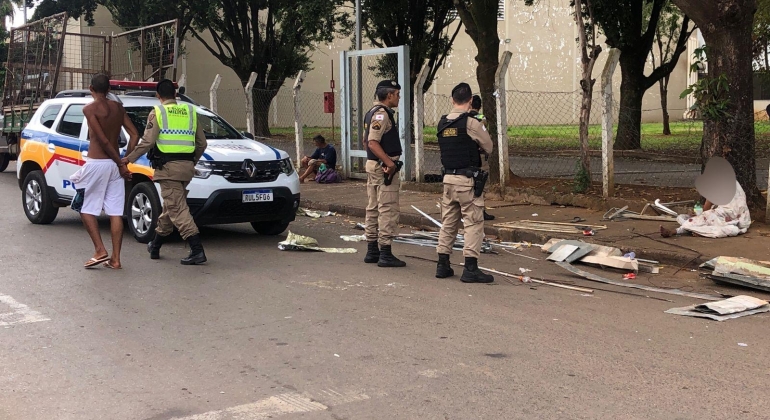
194, 161, 213, 179
279, 158, 294, 176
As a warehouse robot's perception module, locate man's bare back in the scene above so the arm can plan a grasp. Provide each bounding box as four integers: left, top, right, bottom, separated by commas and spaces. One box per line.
83, 99, 124, 160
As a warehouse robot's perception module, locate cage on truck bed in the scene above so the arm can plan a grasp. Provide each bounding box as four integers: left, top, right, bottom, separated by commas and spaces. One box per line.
0, 12, 179, 172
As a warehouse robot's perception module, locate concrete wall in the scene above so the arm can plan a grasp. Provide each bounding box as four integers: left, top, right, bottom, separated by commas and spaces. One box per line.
86, 1, 693, 127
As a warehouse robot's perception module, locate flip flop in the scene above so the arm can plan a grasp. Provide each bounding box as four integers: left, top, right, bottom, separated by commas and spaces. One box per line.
103, 262, 122, 270
84, 255, 110, 268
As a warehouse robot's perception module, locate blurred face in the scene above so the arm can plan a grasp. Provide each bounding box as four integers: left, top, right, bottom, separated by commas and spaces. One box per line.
386, 89, 401, 108
314, 139, 324, 148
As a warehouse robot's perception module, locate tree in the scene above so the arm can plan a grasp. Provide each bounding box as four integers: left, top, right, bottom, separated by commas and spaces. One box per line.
355, 0, 463, 98
30, 0, 98, 25
574, 0, 601, 191
753, 0, 770, 70
672, 0, 760, 205
187, 0, 347, 138
453, 0, 501, 183
592, 0, 694, 150
649, 1, 691, 135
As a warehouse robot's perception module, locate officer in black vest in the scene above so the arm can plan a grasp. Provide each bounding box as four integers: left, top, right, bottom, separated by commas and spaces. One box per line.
435, 83, 494, 283
469, 94, 495, 221
362, 80, 406, 267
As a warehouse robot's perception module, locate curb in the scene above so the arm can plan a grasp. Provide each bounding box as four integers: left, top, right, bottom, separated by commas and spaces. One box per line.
299, 198, 704, 268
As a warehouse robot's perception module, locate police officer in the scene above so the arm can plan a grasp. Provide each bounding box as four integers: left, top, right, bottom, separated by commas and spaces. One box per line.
469, 94, 495, 221
124, 79, 209, 265
435, 83, 494, 283
362, 80, 406, 268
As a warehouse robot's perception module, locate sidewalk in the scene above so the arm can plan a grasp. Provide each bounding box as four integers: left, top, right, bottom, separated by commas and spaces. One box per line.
299, 181, 770, 267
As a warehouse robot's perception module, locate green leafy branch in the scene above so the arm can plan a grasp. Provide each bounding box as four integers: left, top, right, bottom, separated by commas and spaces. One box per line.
680, 46, 731, 121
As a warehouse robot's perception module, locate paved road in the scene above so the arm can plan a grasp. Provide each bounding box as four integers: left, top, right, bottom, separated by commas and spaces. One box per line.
262, 138, 770, 189
2, 164, 770, 419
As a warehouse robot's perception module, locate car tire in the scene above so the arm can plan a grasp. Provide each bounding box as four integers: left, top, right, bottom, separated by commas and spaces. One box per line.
127, 182, 161, 244
0, 153, 9, 172
251, 220, 290, 236
22, 170, 58, 224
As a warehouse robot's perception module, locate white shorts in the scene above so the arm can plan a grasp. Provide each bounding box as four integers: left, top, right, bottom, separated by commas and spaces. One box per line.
69, 159, 125, 217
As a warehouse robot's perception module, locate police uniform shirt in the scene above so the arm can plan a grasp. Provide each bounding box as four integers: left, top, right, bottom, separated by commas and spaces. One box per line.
366, 101, 394, 151
442, 107, 493, 187
126, 99, 208, 182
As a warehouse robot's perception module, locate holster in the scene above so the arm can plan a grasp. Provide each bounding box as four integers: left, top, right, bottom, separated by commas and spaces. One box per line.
147, 147, 166, 170
473, 170, 489, 198
382, 160, 403, 186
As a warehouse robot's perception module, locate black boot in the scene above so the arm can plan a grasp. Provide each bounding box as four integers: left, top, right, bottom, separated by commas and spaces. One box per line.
181, 234, 207, 265
436, 253, 454, 278
147, 234, 167, 260
461, 257, 494, 283
364, 241, 380, 264
377, 245, 406, 268
484, 210, 495, 221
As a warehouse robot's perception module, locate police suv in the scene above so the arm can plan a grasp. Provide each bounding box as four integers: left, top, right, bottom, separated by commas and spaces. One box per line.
16, 81, 301, 243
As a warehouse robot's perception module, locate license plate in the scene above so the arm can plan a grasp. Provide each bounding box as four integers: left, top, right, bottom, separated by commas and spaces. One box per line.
242, 189, 273, 203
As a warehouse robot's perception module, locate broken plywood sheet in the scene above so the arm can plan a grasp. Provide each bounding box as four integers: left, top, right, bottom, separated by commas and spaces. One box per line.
666, 295, 770, 321
579, 255, 639, 272
543, 240, 621, 257
714, 257, 770, 279
708, 273, 770, 293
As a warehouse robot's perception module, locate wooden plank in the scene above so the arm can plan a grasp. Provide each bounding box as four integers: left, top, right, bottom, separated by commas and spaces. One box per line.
579, 255, 639, 272
556, 262, 720, 301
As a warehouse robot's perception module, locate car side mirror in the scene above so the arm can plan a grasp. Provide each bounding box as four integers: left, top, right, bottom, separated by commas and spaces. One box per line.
242, 131, 255, 140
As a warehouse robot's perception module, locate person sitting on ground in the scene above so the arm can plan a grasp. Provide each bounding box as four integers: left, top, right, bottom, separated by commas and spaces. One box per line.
300, 135, 338, 183
660, 157, 751, 239
469, 94, 495, 222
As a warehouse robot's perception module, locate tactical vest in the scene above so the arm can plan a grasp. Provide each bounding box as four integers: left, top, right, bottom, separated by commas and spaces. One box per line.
154, 103, 197, 161
437, 113, 481, 170
364, 105, 402, 160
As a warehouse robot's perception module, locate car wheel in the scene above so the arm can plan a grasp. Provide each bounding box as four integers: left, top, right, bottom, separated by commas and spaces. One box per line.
251, 221, 290, 236
127, 182, 161, 244
22, 170, 58, 224
0, 153, 9, 172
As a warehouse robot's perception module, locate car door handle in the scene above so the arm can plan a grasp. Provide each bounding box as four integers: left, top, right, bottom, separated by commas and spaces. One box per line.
81, 151, 88, 158
47, 143, 56, 153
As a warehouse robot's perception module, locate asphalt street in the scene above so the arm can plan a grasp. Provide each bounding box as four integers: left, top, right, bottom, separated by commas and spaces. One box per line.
1, 163, 770, 419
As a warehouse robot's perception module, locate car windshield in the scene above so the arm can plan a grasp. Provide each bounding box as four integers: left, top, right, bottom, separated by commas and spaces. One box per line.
125, 105, 242, 140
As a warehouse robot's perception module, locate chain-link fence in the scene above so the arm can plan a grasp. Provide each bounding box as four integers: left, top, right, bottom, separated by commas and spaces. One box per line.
109, 20, 178, 82
183, 70, 770, 191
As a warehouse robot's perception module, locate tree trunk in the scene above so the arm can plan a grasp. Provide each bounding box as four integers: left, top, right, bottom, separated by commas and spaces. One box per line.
475, 35, 500, 183
579, 82, 594, 180
614, 52, 645, 150
252, 88, 278, 139
700, 22, 760, 205
660, 77, 671, 135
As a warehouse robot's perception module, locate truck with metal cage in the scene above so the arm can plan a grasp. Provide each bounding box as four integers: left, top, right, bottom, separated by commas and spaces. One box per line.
0, 12, 180, 172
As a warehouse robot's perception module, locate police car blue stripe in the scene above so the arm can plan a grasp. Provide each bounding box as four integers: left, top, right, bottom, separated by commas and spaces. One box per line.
266, 145, 280, 159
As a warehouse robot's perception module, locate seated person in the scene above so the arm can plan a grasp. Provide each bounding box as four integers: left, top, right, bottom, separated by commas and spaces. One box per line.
661, 157, 751, 238
300, 135, 338, 183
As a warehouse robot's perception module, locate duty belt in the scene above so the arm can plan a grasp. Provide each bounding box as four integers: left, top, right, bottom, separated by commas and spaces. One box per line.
443, 167, 477, 176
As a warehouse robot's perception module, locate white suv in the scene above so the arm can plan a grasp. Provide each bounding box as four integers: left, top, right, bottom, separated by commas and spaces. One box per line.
16, 92, 301, 243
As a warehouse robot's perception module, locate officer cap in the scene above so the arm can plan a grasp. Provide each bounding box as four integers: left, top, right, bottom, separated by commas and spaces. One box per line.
376, 80, 401, 90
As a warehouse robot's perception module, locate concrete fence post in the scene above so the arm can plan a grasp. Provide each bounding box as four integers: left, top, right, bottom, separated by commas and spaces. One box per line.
413, 64, 430, 183
292, 71, 305, 168
209, 74, 221, 113
494, 51, 513, 193
245, 72, 258, 137
601, 48, 620, 199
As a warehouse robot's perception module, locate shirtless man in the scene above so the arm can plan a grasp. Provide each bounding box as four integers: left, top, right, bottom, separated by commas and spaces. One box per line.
75, 73, 139, 269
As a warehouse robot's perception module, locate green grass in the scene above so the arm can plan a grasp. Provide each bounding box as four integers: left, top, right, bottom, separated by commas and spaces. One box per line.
264, 122, 770, 157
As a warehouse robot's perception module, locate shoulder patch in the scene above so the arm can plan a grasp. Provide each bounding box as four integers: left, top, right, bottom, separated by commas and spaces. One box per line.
371, 121, 382, 131
374, 114, 385, 121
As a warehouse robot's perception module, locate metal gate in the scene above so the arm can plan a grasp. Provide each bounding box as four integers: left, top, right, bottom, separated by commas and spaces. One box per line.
339, 46, 411, 181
